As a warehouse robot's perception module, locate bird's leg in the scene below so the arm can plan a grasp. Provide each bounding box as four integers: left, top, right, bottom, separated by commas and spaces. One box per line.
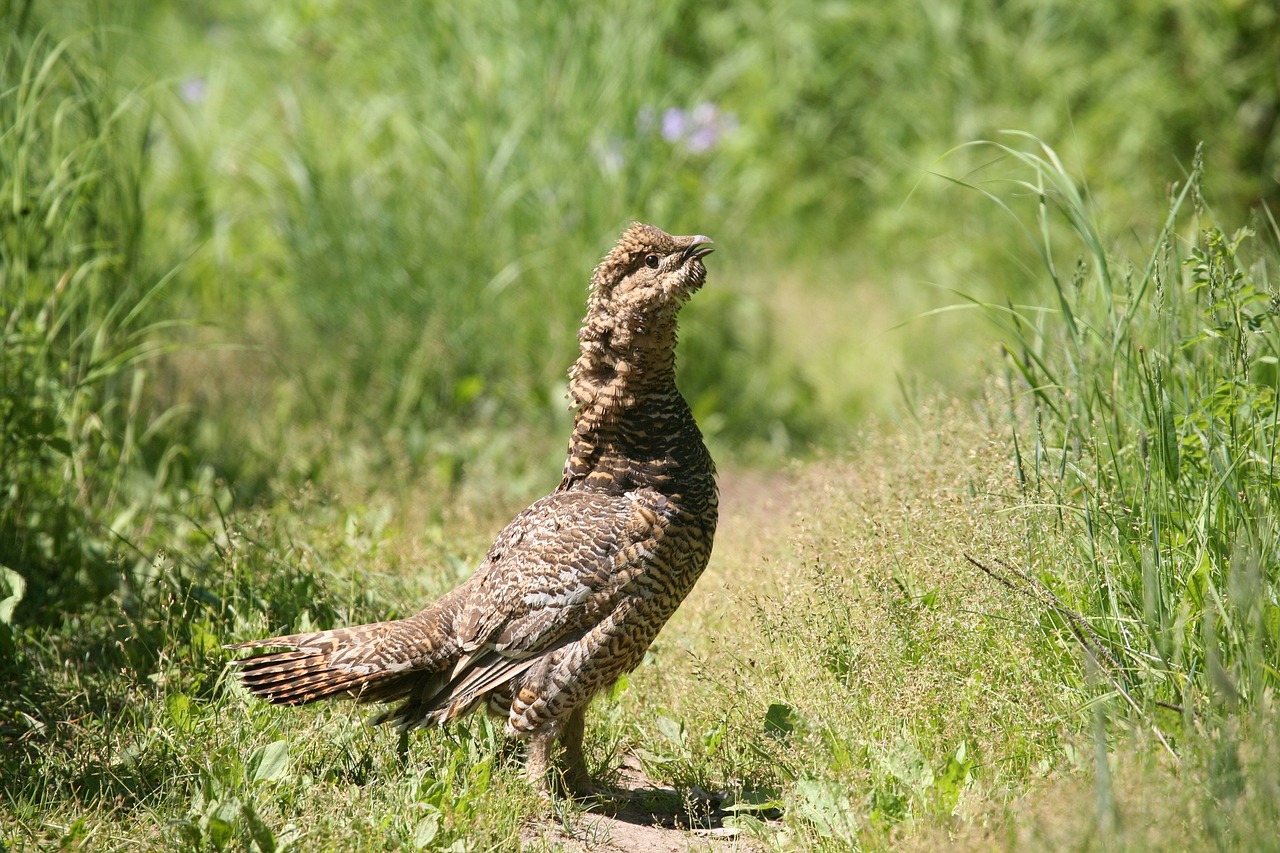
524, 726, 557, 795
558, 704, 591, 794
523, 708, 592, 796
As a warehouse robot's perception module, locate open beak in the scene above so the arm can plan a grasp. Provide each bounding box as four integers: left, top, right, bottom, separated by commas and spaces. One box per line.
681, 235, 715, 263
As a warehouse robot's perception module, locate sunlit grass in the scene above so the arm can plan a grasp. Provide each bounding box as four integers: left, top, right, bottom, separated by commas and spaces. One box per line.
931, 135, 1280, 849
950, 136, 1279, 717
5, 2, 1280, 851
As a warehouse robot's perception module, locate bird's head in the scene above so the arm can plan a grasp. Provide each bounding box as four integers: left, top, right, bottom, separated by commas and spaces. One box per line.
570, 223, 714, 413
586, 223, 714, 325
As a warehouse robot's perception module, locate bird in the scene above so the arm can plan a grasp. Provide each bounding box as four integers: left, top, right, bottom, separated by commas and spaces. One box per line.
227, 223, 719, 794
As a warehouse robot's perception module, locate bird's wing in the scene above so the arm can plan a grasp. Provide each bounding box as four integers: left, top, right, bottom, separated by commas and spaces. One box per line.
372, 487, 674, 727
457, 486, 674, 656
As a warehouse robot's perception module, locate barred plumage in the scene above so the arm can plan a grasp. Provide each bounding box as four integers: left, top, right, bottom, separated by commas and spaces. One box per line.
227, 223, 719, 792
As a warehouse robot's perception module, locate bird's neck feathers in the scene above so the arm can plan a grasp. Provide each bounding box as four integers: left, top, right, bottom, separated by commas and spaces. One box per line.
562, 304, 703, 493
566, 301, 681, 427
559, 229, 711, 494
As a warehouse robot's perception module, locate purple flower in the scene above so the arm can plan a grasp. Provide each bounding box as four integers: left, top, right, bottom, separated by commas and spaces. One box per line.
180, 76, 207, 105
645, 102, 738, 153
686, 126, 718, 153
661, 107, 689, 144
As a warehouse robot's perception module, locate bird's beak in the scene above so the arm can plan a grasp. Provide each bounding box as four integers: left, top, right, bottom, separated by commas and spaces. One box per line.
681, 235, 715, 263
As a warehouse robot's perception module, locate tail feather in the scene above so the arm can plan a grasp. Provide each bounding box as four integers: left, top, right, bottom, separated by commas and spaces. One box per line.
226, 619, 447, 708
238, 660, 377, 704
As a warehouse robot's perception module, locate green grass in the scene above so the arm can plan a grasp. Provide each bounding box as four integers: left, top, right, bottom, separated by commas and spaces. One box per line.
948, 135, 1280, 715
927, 135, 1280, 850
0, 25, 195, 623
4, 1, 1280, 850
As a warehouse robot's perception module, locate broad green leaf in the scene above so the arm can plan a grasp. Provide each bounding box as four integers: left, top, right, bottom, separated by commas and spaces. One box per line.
411, 813, 439, 849
247, 740, 290, 783
166, 693, 192, 733
764, 703, 796, 738
655, 715, 684, 746
0, 566, 26, 625
240, 800, 277, 853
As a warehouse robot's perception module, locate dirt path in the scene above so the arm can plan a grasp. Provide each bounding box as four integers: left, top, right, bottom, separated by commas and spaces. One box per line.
520, 756, 766, 852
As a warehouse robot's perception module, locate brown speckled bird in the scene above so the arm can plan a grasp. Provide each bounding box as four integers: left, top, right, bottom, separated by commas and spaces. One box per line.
228, 223, 719, 793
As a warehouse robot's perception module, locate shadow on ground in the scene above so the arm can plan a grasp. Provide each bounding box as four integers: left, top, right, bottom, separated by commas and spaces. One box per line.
523, 754, 776, 852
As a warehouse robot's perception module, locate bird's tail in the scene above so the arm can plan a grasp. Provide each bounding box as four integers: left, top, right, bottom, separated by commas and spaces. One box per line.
226, 618, 446, 707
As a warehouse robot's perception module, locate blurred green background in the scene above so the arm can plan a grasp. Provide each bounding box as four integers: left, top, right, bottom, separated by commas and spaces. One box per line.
4, 2, 1280, 845
2, 0, 1277, 623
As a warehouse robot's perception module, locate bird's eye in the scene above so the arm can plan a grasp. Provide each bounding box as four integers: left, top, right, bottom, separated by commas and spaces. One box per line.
644, 254, 660, 269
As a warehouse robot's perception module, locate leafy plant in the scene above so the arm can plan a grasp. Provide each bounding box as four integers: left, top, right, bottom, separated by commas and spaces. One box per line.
0, 27, 195, 625
949, 133, 1279, 789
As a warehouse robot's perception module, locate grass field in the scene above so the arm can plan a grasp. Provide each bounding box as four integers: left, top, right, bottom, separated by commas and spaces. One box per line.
3, 2, 1280, 850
